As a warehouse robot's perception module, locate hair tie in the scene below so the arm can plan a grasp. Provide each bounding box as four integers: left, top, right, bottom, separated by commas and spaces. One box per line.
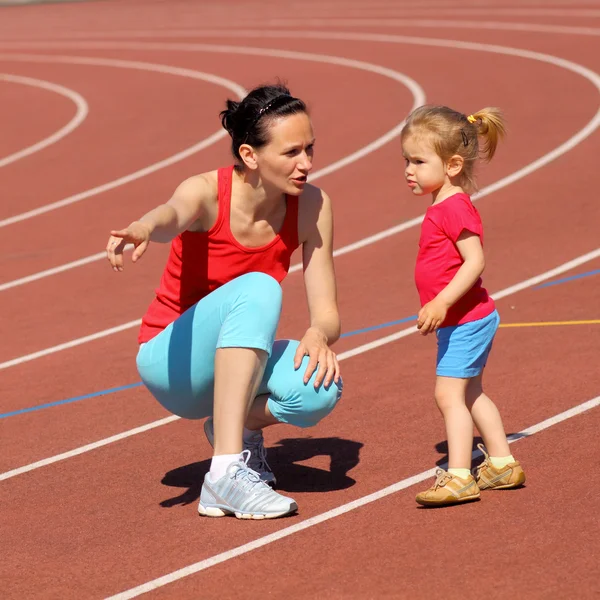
467, 114, 477, 124
242, 94, 293, 144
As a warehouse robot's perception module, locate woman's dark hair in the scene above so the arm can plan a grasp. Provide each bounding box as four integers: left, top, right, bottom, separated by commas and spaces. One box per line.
220, 83, 307, 161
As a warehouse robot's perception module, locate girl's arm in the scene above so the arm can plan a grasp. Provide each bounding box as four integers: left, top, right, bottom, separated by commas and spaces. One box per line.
417, 231, 485, 335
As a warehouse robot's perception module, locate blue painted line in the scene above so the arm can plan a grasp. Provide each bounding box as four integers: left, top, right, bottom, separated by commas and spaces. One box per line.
340, 315, 418, 338
2, 317, 420, 420
535, 269, 600, 289
0, 382, 143, 420
7, 262, 594, 421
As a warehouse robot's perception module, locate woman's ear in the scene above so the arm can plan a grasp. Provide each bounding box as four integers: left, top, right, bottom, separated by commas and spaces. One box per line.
239, 144, 258, 170
446, 154, 464, 178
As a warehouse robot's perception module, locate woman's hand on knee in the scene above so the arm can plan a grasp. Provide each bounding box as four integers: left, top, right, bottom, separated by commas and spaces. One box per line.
294, 327, 341, 389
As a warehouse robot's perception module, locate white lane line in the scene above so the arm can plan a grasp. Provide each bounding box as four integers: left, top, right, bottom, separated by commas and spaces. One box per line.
0, 415, 180, 484
337, 8, 600, 18
2, 6, 600, 28
240, 7, 600, 18
42, 20, 600, 38
0, 251, 112, 292
0, 47, 423, 228
0, 245, 136, 292
0, 43, 423, 290
0, 54, 247, 228
0, 319, 143, 371
279, 19, 600, 37
0, 30, 597, 289
1, 246, 598, 479
0, 73, 88, 168
106, 394, 600, 598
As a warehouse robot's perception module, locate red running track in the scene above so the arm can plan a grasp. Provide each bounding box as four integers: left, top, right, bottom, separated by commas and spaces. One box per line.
0, 1, 599, 598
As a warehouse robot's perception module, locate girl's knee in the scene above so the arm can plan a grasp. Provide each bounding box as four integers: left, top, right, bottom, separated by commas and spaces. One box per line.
434, 389, 463, 412
466, 376, 484, 403
434, 377, 468, 409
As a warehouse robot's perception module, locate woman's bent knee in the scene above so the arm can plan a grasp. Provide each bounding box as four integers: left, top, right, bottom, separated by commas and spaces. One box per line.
294, 376, 343, 427
264, 339, 344, 427
268, 380, 343, 428
136, 344, 213, 420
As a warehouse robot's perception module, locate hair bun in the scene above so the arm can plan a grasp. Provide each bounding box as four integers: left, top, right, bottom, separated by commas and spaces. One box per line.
220, 100, 240, 134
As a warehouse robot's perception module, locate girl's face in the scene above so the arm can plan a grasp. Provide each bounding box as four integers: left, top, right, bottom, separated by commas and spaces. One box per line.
402, 134, 447, 196
254, 112, 315, 196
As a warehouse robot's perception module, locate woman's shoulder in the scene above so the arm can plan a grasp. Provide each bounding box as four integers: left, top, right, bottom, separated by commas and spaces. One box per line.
298, 183, 331, 209
174, 170, 219, 208
297, 184, 333, 243
175, 170, 220, 233
180, 170, 219, 194
297, 183, 333, 223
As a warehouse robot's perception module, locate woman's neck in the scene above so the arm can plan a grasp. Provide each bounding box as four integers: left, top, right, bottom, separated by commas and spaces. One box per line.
233, 168, 286, 219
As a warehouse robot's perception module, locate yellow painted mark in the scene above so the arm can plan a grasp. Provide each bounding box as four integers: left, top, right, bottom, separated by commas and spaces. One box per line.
499, 320, 600, 328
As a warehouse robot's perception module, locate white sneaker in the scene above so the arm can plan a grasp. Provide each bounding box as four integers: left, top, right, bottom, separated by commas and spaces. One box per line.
204, 417, 277, 486
198, 451, 297, 519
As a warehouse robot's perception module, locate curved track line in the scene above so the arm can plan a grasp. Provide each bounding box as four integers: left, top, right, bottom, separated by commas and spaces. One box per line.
0, 73, 88, 168
0, 46, 424, 229
0, 54, 247, 228
0, 30, 597, 294
241, 7, 600, 18
224, 19, 600, 37
171, 31, 598, 259
37, 20, 600, 39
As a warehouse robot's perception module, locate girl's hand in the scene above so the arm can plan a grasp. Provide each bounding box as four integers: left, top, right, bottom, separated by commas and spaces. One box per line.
294, 327, 341, 388
417, 299, 448, 335
106, 221, 152, 271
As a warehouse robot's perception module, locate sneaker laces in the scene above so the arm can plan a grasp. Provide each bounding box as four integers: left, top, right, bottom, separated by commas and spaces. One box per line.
244, 431, 273, 475
229, 450, 270, 491
474, 443, 491, 479
432, 468, 453, 490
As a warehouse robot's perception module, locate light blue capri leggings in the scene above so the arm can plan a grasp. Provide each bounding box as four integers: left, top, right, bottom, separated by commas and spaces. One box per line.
136, 272, 343, 427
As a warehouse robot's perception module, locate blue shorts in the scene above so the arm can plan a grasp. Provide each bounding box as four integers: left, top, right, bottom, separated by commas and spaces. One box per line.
436, 310, 500, 378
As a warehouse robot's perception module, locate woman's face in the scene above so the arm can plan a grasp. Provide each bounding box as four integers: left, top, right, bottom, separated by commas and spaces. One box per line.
255, 112, 315, 196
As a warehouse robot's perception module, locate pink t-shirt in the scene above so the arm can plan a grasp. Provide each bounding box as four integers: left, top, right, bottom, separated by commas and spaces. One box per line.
415, 193, 495, 327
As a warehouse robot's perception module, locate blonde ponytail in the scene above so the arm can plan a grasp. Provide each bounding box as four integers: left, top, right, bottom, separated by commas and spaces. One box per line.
467, 108, 506, 162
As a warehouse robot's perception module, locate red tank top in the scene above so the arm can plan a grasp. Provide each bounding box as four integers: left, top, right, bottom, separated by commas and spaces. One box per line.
138, 165, 300, 343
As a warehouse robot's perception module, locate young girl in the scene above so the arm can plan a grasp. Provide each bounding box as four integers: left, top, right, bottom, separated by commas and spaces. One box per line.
401, 105, 526, 507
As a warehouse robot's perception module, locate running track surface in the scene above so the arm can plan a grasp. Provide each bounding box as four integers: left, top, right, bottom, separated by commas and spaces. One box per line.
0, 1, 599, 598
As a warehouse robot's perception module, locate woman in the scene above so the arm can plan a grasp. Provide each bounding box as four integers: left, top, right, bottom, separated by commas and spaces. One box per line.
106, 84, 343, 520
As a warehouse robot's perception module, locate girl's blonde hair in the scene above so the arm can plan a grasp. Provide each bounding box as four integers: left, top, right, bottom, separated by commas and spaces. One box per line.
401, 105, 506, 192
